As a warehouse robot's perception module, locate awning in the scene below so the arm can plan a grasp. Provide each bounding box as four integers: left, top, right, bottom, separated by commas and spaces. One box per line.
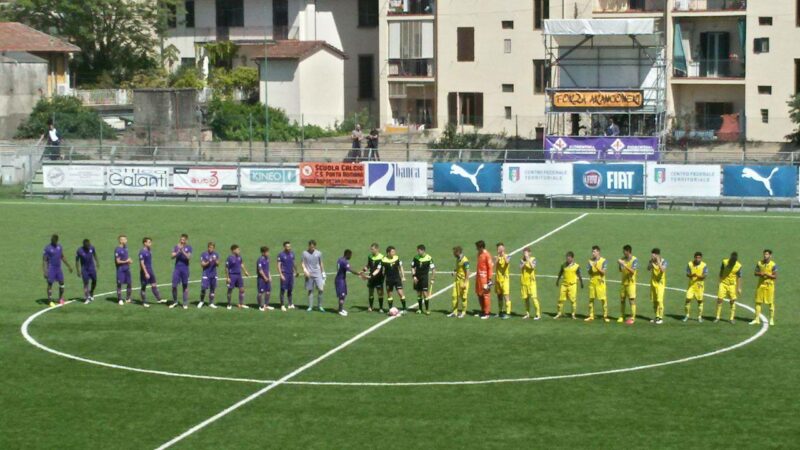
544, 19, 655, 36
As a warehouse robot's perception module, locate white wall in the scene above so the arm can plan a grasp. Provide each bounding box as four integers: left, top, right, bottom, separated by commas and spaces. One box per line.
261, 59, 301, 117
299, 50, 346, 127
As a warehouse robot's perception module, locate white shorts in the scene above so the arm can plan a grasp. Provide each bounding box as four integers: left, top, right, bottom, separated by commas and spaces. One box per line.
306, 276, 325, 292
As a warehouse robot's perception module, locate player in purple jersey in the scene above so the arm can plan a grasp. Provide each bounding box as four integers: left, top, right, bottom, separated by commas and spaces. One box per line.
334, 249, 366, 317
225, 244, 250, 310
169, 233, 192, 309
75, 239, 98, 304
256, 246, 275, 312
277, 241, 299, 311
114, 235, 133, 305
42, 234, 72, 307
198, 242, 220, 309
138, 237, 164, 308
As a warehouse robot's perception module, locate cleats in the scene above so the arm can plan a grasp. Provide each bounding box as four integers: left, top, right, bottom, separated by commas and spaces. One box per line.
209, 303, 218, 309
649, 318, 656, 323
714, 318, 720, 323
182, 305, 188, 310
281, 305, 287, 312
339, 309, 349, 317
480, 314, 489, 320
238, 304, 249, 310
457, 312, 465, 319
501, 314, 510, 320
425, 310, 431, 316
378, 309, 385, 314
625, 318, 635, 325
533, 315, 541, 321
226, 304, 232, 310
446, 312, 457, 318
584, 317, 594, 322
197, 302, 204, 309
158, 299, 168, 304
118, 300, 124, 306
553, 313, 562, 320
682, 316, 689, 322
169, 302, 178, 309
49, 301, 56, 308
570, 314, 576, 320
288, 304, 296, 310
307, 306, 313, 312
319, 307, 326, 313
84, 299, 92, 305
603, 317, 610, 323
698, 317, 703, 323
126, 298, 132, 303
367, 307, 373, 312
616, 317, 625, 323
769, 319, 774, 326
143, 302, 150, 308
655, 318, 663, 325
749, 319, 760, 325
416, 309, 423, 315
266, 306, 275, 311
259, 306, 266, 312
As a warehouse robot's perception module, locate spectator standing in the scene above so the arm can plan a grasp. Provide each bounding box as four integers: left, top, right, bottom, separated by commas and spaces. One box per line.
43, 122, 62, 160
366, 128, 380, 161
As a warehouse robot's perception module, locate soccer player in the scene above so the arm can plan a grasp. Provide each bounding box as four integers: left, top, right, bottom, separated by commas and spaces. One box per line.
716, 252, 742, 323
169, 234, 192, 309
364, 243, 385, 313
617, 244, 638, 325
684, 251, 708, 322
555, 251, 583, 320
520, 247, 540, 320
383, 246, 407, 313
647, 248, 667, 325
335, 249, 365, 317
114, 235, 133, 306
475, 240, 493, 320
225, 244, 250, 310
585, 245, 608, 322
198, 242, 220, 309
256, 246, 274, 312
138, 237, 164, 308
75, 239, 98, 304
411, 244, 435, 315
302, 240, 326, 312
448, 246, 470, 318
750, 249, 777, 326
277, 241, 299, 311
43, 234, 72, 307
494, 243, 511, 319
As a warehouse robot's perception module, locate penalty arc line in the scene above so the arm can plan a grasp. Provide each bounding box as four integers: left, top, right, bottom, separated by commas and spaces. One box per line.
153, 213, 589, 449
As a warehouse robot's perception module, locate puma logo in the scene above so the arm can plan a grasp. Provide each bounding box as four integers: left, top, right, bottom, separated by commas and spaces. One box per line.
741, 167, 779, 196
450, 164, 484, 191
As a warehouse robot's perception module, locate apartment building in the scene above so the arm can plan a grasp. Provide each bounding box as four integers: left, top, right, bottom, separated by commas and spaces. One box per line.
594, 0, 800, 142
164, 0, 379, 126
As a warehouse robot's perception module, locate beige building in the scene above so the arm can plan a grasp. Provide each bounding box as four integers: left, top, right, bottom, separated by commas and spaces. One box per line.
377, 0, 800, 143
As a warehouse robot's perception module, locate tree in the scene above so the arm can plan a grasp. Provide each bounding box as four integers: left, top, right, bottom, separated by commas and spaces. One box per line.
208, 67, 259, 101
787, 94, 800, 144
15, 96, 116, 140
6, 0, 178, 85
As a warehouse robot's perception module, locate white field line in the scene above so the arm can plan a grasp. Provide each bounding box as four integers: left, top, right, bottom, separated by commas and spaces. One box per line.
152, 213, 589, 449
2, 199, 799, 220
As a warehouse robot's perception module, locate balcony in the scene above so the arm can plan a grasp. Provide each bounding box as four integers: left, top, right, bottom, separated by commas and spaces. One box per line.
167, 26, 299, 43
388, 0, 435, 16
389, 59, 435, 78
673, 58, 745, 79
593, 0, 665, 15
673, 0, 746, 15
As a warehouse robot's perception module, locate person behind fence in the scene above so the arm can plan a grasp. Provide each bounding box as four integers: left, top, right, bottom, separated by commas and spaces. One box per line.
366, 128, 380, 161
42, 122, 61, 160
606, 118, 620, 137
345, 124, 363, 162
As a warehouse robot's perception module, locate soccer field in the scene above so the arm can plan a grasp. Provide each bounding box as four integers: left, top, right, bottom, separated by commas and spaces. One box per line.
1, 200, 798, 449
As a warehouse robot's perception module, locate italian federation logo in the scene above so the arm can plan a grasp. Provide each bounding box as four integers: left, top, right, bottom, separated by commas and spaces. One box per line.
583, 169, 602, 189
508, 166, 521, 182
654, 167, 667, 184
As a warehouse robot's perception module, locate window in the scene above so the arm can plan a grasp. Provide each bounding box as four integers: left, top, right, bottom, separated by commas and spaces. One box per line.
629, 0, 645, 10
761, 109, 769, 123
753, 38, 770, 53
358, 0, 379, 27
166, 3, 177, 28
502, 84, 514, 93
389, 21, 435, 59
358, 55, 375, 99
447, 92, 484, 127
796, 59, 800, 95
504, 39, 512, 53
502, 20, 514, 29
797, 0, 800, 27
695, 102, 734, 130
180, 58, 196, 68
457, 27, 475, 62
758, 17, 772, 26
505, 107, 512, 120
216, 0, 243, 27
533, 59, 546, 94
185, 1, 195, 28
758, 85, 772, 95
534, 0, 549, 30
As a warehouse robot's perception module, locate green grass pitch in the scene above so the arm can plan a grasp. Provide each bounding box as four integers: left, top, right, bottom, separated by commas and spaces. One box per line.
1, 200, 798, 449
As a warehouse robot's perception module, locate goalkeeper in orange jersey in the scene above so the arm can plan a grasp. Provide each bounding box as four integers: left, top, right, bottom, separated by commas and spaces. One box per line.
475, 240, 493, 320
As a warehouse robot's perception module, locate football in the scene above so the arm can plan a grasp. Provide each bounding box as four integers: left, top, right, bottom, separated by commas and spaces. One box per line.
388, 307, 400, 317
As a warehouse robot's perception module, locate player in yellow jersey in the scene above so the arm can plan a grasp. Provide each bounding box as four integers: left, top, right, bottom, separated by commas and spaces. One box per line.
750, 249, 777, 326
684, 252, 708, 322
555, 251, 583, 319
585, 245, 609, 323
716, 252, 742, 324
617, 245, 638, 325
647, 248, 667, 325
494, 243, 511, 319
519, 247, 540, 320
448, 246, 470, 319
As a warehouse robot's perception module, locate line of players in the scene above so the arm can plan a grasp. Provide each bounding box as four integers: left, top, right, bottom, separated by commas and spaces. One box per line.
42, 234, 778, 325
